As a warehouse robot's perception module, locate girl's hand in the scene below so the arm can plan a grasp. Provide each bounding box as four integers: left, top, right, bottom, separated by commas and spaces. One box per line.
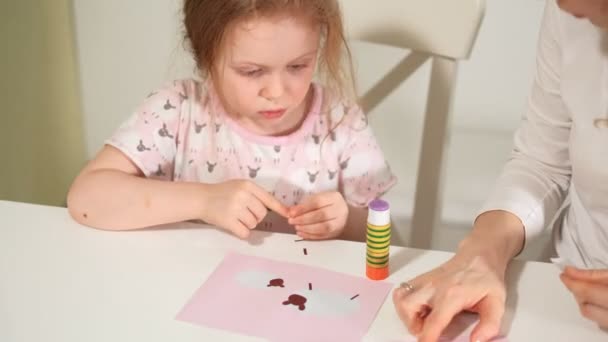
561, 267, 608, 328
287, 191, 348, 240
201, 180, 288, 239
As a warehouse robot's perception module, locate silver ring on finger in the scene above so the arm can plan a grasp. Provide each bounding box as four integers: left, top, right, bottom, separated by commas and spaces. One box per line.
400, 281, 415, 292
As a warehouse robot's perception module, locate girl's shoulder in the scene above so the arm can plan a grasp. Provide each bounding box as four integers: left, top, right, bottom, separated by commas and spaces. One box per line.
148, 78, 210, 105
317, 85, 367, 133
137, 78, 216, 120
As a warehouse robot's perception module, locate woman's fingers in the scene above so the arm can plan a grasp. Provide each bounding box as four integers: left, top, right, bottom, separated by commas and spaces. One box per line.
393, 284, 434, 336
470, 295, 506, 342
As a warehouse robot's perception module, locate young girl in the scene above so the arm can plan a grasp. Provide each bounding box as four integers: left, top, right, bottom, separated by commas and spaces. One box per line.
67, 0, 396, 241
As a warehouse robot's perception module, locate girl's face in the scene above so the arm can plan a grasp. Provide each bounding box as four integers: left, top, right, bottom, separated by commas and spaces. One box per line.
214, 13, 320, 136
557, 0, 608, 28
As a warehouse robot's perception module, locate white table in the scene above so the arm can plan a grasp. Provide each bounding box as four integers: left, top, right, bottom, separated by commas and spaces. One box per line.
1, 200, 605, 341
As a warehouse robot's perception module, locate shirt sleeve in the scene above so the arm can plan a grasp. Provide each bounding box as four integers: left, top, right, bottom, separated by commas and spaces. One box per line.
338, 105, 397, 207
105, 81, 188, 180
479, 0, 572, 245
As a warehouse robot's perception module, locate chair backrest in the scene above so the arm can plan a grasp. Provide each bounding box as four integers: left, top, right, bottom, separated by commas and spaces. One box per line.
342, 0, 485, 59
340, 0, 485, 249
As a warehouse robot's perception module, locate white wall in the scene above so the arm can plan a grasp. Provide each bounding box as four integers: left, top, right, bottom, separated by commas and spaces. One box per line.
72, 0, 549, 256
454, 0, 545, 130
73, 0, 194, 158
73, 0, 545, 156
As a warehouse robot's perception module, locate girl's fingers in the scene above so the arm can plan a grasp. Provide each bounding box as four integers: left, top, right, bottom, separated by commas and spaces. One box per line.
289, 207, 335, 225
239, 210, 258, 229
289, 193, 333, 217
295, 231, 327, 240
249, 183, 289, 218
295, 221, 334, 236
229, 220, 251, 239
248, 199, 268, 223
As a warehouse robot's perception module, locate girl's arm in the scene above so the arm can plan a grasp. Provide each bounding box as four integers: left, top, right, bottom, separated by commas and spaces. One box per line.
67, 145, 209, 230
68, 146, 288, 234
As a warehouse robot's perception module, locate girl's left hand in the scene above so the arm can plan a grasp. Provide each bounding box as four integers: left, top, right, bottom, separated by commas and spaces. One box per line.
288, 191, 348, 240
560, 266, 608, 328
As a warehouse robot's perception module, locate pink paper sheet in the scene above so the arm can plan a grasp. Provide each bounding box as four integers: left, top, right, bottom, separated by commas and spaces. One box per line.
177, 252, 393, 341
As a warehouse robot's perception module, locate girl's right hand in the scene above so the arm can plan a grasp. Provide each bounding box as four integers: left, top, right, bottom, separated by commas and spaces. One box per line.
199, 180, 288, 239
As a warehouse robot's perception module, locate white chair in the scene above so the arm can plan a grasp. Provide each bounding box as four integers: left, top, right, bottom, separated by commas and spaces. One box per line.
340, 0, 486, 249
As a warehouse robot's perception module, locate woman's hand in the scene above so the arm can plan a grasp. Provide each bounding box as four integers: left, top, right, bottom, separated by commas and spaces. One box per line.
392, 254, 507, 342
392, 210, 525, 342
561, 267, 608, 328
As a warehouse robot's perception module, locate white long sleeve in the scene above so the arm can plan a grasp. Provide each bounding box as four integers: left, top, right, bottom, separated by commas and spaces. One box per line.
479, 1, 608, 268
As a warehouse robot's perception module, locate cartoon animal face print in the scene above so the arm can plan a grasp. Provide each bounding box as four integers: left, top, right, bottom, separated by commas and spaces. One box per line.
307, 171, 319, 183
142, 111, 152, 123
349, 111, 369, 131
282, 294, 307, 311
312, 134, 320, 144
328, 169, 337, 180
137, 139, 151, 152
154, 164, 166, 177
274, 145, 281, 153
163, 99, 176, 110
267, 278, 285, 288
248, 166, 261, 179
194, 121, 207, 134
215, 124, 222, 133
340, 157, 350, 170
179, 92, 188, 102
292, 189, 303, 205
158, 123, 174, 139
206, 161, 217, 173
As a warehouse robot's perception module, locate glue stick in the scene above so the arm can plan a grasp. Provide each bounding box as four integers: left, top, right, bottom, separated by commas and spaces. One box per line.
366, 199, 391, 280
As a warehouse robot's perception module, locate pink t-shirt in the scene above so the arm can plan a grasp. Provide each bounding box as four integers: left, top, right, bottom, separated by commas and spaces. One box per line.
107, 79, 396, 232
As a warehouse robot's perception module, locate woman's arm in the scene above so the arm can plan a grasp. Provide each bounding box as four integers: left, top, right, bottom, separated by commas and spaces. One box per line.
479, 0, 571, 248
457, 210, 525, 274
394, 2, 573, 342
